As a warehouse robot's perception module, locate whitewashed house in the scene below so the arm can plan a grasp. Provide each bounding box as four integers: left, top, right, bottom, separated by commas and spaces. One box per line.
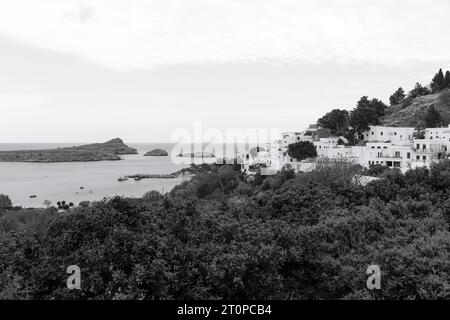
363, 126, 415, 145
241, 125, 450, 175
425, 125, 450, 141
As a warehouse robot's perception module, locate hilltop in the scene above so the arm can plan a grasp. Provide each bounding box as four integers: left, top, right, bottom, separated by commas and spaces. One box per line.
0, 138, 138, 162
381, 88, 450, 127
315, 69, 450, 142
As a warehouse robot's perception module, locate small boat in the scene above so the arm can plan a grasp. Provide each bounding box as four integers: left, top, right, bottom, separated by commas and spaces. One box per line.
118, 177, 128, 182
29, 195, 37, 198
80, 186, 85, 190
134, 177, 142, 181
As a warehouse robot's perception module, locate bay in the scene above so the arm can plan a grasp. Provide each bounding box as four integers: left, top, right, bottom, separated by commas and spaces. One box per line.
0, 143, 193, 208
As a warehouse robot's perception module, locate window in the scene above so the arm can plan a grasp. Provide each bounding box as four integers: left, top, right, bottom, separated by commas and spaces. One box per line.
416, 155, 420, 160
395, 151, 400, 157
371, 146, 375, 149
423, 156, 426, 161
423, 144, 426, 150
381, 132, 384, 136
416, 144, 420, 149
394, 132, 397, 135
407, 152, 411, 159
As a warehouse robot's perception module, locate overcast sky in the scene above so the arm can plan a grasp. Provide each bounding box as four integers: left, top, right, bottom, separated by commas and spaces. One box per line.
1, 0, 450, 142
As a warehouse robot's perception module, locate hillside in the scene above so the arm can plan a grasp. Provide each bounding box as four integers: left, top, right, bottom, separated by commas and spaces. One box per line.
0, 138, 138, 162
381, 88, 450, 127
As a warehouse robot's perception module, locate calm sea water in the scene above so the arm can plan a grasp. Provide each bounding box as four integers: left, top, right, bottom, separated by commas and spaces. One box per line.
0, 143, 213, 208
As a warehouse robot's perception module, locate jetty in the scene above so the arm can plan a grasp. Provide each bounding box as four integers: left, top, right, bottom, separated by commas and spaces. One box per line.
126, 173, 178, 180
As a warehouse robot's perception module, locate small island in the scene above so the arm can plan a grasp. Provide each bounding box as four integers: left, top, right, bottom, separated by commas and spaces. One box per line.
144, 149, 169, 156
0, 138, 138, 163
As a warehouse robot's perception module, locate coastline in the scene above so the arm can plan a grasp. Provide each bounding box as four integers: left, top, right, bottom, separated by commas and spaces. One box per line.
0, 146, 191, 208
0, 138, 138, 163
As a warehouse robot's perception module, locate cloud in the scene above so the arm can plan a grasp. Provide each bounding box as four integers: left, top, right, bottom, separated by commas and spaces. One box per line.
0, 0, 449, 70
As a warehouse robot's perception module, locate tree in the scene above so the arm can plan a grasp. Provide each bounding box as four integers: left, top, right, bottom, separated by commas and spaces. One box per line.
431, 69, 445, 93
423, 106, 443, 128
287, 141, 317, 161
389, 87, 406, 105
2, 161, 450, 299
409, 83, 431, 98
317, 109, 349, 135
445, 71, 450, 89
0, 194, 12, 212
349, 96, 387, 139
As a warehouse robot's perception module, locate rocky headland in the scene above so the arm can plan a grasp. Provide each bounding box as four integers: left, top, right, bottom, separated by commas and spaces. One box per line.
0, 138, 137, 162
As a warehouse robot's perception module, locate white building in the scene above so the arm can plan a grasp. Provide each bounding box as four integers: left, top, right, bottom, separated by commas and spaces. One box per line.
242, 125, 450, 175
424, 125, 450, 141
363, 126, 415, 145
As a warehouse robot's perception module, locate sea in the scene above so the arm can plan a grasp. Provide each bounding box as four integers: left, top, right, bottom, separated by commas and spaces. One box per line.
0, 143, 219, 208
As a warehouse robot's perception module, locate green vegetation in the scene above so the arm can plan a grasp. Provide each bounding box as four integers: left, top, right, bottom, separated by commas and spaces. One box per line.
287, 141, 317, 161
317, 109, 349, 135
389, 87, 405, 106
349, 97, 387, 140
1, 161, 450, 299
408, 82, 432, 99
424, 106, 443, 128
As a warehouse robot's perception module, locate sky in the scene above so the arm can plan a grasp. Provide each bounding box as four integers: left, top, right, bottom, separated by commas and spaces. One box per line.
1, 0, 450, 143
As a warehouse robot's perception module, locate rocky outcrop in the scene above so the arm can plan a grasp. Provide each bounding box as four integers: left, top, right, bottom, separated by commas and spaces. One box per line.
144, 148, 169, 156
0, 138, 137, 162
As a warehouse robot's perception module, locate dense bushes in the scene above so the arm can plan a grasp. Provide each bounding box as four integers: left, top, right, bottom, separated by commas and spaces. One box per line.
1, 161, 450, 299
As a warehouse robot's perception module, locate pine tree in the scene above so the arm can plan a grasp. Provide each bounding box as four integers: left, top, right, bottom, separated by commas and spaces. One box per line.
317, 109, 349, 134
444, 71, 450, 89
431, 69, 445, 93
409, 83, 431, 98
389, 87, 406, 105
